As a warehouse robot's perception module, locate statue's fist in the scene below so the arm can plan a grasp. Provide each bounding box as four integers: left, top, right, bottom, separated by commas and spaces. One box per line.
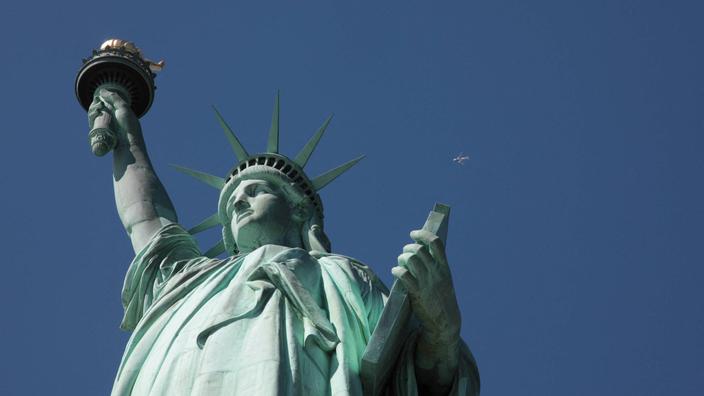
96, 88, 130, 112
87, 95, 107, 129
87, 88, 140, 152
392, 230, 461, 344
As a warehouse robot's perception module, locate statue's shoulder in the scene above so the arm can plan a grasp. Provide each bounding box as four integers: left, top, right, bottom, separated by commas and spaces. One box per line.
310, 251, 390, 295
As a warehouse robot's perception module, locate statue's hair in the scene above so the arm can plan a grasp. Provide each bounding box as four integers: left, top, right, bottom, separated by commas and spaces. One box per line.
218, 165, 330, 255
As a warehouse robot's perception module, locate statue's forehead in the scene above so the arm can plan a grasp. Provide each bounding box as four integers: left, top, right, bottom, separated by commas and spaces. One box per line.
227, 178, 279, 204
222, 172, 307, 219
233, 178, 272, 191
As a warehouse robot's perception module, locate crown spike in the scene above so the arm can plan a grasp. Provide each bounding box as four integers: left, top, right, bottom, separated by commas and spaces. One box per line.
267, 91, 280, 153
204, 239, 226, 258
213, 106, 249, 161
293, 114, 333, 168
171, 164, 225, 190
311, 155, 365, 191
188, 213, 221, 235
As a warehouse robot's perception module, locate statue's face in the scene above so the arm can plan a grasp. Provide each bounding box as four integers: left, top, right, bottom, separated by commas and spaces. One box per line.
227, 179, 300, 252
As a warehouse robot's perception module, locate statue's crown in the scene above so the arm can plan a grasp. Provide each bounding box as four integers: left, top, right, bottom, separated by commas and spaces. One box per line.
173, 92, 363, 257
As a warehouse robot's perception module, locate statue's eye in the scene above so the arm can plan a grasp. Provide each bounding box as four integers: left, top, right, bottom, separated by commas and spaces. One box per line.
244, 185, 259, 196
254, 185, 271, 195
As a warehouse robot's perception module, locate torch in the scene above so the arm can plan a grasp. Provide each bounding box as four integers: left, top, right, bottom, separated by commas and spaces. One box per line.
75, 39, 164, 156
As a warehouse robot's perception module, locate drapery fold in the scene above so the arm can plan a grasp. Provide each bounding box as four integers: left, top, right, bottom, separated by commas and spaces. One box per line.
113, 224, 479, 395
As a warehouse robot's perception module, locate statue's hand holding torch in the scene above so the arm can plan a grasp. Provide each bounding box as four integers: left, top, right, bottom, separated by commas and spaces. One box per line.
87, 100, 115, 156
87, 87, 136, 155
76, 38, 162, 157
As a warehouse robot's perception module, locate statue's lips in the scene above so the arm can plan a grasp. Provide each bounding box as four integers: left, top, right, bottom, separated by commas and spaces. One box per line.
236, 210, 253, 222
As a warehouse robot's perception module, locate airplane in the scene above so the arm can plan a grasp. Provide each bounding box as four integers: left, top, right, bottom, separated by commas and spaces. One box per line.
452, 153, 470, 165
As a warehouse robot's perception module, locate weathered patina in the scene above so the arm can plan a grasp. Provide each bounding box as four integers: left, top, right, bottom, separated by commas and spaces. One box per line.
80, 40, 480, 396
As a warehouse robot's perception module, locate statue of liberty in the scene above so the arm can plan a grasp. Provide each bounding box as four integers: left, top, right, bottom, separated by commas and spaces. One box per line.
79, 39, 479, 396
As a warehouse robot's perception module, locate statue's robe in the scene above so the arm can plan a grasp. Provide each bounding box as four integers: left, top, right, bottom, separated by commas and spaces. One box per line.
111, 224, 479, 395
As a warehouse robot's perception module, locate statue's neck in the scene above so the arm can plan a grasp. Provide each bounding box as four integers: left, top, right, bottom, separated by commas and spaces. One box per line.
236, 227, 304, 254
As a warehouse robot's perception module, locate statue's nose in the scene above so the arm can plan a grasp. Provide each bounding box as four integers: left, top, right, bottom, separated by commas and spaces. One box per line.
233, 199, 249, 214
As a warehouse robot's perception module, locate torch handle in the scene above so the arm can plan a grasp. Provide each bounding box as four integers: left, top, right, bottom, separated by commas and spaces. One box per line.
88, 111, 117, 157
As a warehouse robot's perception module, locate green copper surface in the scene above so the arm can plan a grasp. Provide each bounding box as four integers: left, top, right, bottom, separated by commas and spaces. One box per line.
294, 114, 333, 167
311, 155, 365, 191
267, 91, 280, 153
213, 106, 250, 161
188, 213, 220, 234
83, 83, 479, 396
170, 164, 225, 189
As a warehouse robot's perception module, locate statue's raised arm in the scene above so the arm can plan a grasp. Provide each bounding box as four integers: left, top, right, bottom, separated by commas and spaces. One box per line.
78, 39, 176, 253
78, 40, 479, 396
88, 88, 177, 252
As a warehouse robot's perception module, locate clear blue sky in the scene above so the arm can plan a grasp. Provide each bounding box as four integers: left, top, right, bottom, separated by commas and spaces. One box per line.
1, 1, 702, 394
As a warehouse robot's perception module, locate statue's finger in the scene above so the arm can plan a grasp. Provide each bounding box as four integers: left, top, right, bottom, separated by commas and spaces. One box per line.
89, 95, 102, 107
98, 95, 114, 112
397, 252, 411, 268
410, 229, 438, 245
391, 266, 420, 295
88, 98, 105, 111
410, 229, 448, 267
412, 244, 435, 269
402, 243, 422, 254
88, 101, 106, 125
88, 111, 101, 127
402, 245, 434, 273
399, 252, 429, 281
97, 89, 120, 110
96, 87, 109, 101
88, 107, 102, 120
100, 88, 128, 108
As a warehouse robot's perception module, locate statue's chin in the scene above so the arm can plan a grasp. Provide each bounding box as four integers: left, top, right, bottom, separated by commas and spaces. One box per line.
233, 216, 304, 253
233, 224, 276, 252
